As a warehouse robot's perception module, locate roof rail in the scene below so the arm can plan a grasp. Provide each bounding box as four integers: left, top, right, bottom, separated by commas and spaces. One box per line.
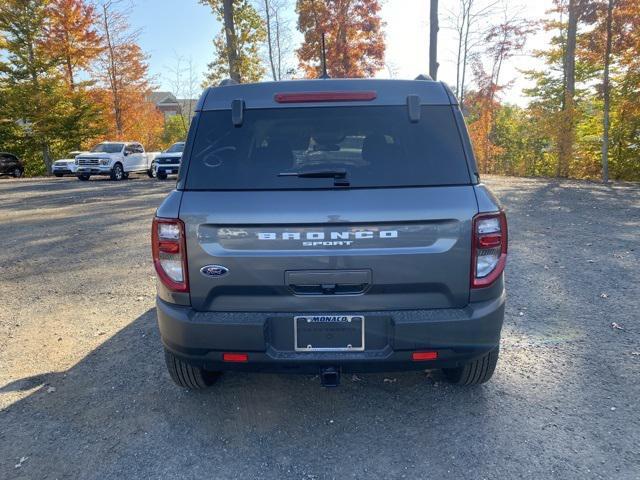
414, 74, 433, 81
218, 78, 239, 87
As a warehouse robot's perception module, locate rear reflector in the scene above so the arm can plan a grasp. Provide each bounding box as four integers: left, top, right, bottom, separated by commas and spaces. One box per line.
223, 353, 249, 363
412, 351, 438, 361
274, 91, 377, 103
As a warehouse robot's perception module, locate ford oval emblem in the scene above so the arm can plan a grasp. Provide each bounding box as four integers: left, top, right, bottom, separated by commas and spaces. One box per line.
200, 265, 229, 278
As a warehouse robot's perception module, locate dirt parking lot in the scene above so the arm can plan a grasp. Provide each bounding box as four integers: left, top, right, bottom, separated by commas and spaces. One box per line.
0, 174, 638, 479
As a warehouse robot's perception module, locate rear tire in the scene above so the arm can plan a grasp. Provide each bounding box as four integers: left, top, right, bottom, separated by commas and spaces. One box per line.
164, 349, 220, 390
54, 172, 63, 177
13, 168, 23, 178
443, 347, 499, 385
110, 162, 124, 181
157, 171, 168, 180
122, 172, 129, 179
77, 174, 90, 181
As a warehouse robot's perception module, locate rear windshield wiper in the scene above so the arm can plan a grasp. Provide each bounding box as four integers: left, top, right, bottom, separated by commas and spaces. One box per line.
278, 168, 349, 186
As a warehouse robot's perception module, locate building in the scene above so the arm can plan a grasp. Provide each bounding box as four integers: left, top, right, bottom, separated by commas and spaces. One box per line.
149, 92, 198, 121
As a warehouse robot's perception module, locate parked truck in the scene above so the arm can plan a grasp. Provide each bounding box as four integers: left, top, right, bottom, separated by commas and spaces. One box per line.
53, 151, 85, 177
75, 142, 160, 181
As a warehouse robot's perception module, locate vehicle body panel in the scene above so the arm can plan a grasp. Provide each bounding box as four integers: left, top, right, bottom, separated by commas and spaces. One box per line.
180, 186, 478, 312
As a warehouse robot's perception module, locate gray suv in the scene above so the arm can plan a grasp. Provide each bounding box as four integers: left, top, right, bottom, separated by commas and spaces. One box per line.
153, 78, 507, 389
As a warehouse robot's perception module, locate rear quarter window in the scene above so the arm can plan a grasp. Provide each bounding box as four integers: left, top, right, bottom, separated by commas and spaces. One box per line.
184, 105, 471, 190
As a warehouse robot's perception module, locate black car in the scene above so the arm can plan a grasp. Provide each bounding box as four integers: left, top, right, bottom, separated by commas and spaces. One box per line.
0, 153, 24, 178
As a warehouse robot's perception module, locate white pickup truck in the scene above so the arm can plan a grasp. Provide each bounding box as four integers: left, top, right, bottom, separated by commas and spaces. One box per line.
75, 142, 161, 181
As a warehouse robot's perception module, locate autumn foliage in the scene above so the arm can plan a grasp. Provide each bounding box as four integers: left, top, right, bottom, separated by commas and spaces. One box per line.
43, 0, 103, 89
296, 0, 385, 78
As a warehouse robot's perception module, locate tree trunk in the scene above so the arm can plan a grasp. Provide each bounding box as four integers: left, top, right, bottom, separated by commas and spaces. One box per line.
429, 0, 439, 80
222, 0, 240, 82
42, 143, 52, 175
102, 4, 123, 136
263, 0, 277, 80
558, 0, 578, 178
460, 0, 473, 108
601, 0, 614, 183
274, 9, 282, 79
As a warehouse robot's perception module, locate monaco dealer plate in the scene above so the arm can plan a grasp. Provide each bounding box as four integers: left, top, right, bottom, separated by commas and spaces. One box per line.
294, 315, 365, 352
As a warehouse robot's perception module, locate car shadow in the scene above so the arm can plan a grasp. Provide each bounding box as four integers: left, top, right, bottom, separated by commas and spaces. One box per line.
0, 308, 497, 479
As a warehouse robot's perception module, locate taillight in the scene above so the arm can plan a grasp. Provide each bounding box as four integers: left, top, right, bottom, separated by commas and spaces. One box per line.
471, 212, 508, 288
152, 217, 189, 292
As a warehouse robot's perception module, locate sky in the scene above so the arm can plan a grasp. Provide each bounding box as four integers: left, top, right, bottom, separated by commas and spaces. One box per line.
130, 0, 556, 105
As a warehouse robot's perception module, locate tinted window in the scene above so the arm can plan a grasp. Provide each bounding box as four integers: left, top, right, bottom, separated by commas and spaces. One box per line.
166, 142, 185, 153
185, 106, 470, 190
92, 143, 124, 153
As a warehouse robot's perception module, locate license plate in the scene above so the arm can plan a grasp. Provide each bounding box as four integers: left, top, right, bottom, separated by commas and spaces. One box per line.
294, 315, 364, 352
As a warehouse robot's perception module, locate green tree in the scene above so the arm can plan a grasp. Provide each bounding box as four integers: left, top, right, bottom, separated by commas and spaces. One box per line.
161, 115, 188, 147
0, 0, 104, 175
200, 0, 266, 85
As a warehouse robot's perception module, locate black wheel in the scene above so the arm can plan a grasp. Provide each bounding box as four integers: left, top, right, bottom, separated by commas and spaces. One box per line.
157, 171, 168, 180
13, 168, 23, 178
443, 347, 499, 385
164, 349, 220, 390
110, 162, 124, 181
77, 174, 90, 181
122, 172, 130, 179
54, 172, 63, 177
147, 161, 157, 178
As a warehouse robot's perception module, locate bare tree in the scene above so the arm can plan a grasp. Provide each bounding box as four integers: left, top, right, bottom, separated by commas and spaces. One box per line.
259, 0, 293, 80
166, 55, 201, 134
446, 0, 496, 106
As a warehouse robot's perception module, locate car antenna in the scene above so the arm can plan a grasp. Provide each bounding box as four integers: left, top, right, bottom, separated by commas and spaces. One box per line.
319, 32, 330, 79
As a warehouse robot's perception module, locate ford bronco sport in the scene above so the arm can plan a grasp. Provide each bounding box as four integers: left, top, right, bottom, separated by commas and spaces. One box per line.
153, 78, 507, 389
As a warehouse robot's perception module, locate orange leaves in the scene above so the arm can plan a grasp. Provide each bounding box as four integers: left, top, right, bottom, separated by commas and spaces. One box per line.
43, 0, 103, 88
296, 0, 385, 78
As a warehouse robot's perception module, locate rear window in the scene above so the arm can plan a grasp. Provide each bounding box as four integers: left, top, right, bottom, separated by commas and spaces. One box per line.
184, 105, 470, 190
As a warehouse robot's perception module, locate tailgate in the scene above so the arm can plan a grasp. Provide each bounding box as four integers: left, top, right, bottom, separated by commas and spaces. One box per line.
180, 186, 478, 312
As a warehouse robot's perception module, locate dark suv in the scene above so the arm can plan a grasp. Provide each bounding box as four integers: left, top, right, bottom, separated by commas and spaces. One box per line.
0, 153, 24, 178
153, 78, 507, 389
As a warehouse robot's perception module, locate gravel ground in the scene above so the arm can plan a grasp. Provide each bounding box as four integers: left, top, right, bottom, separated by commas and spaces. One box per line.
0, 174, 638, 479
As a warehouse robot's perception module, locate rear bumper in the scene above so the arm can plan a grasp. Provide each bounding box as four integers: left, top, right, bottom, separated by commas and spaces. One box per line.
157, 293, 505, 373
